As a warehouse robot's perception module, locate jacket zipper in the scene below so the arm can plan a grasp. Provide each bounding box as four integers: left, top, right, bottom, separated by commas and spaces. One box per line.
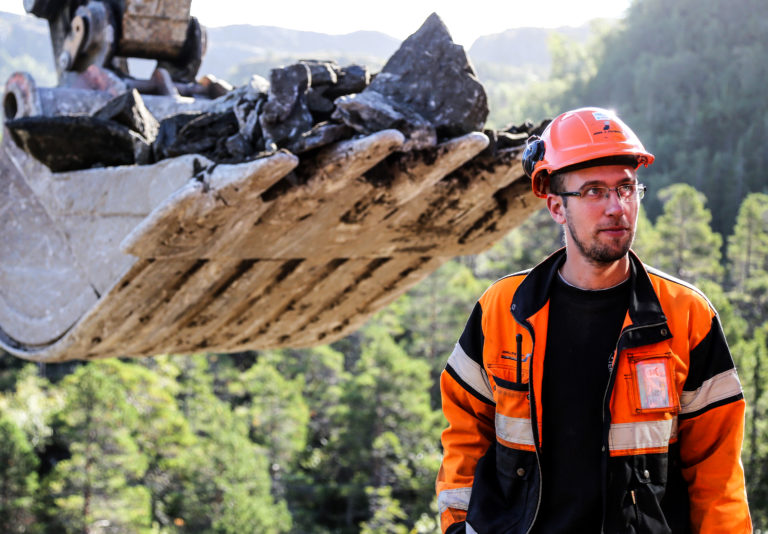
517, 319, 541, 534
599, 321, 667, 533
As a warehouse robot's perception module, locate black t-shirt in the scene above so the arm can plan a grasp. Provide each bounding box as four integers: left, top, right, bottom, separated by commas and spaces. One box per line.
531, 272, 630, 533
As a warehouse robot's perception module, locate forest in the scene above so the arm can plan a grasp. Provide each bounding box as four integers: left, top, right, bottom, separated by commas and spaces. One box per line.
2, 0, 768, 532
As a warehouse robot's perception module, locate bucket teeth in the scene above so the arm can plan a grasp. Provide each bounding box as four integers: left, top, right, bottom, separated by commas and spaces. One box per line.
1, 125, 539, 362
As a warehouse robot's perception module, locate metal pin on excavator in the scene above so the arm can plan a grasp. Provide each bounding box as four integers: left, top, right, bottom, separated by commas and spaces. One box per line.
1, 0, 543, 362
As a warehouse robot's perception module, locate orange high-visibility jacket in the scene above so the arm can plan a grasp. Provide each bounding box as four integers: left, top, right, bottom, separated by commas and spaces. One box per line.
437, 249, 751, 534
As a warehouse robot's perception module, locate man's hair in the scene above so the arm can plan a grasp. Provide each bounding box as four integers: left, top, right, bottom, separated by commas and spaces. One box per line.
549, 172, 568, 206
549, 172, 566, 194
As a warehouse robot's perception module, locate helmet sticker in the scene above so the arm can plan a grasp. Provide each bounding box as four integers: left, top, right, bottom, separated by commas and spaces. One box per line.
592, 111, 614, 121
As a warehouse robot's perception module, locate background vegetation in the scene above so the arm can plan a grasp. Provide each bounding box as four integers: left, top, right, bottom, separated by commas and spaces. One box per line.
2, 0, 768, 531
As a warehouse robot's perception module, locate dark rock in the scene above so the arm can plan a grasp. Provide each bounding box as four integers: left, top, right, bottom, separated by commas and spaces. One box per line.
259, 64, 315, 149
496, 131, 529, 149
286, 122, 354, 154
505, 120, 534, 135
152, 112, 202, 160
260, 99, 314, 151
261, 64, 311, 123
333, 91, 435, 151
480, 128, 498, 156
177, 111, 240, 160
300, 60, 339, 86
134, 139, 153, 165
324, 65, 370, 99
350, 13, 488, 139
6, 116, 148, 171
207, 75, 269, 114
225, 133, 253, 159
234, 98, 264, 147
306, 87, 336, 121
93, 88, 159, 142
153, 111, 239, 161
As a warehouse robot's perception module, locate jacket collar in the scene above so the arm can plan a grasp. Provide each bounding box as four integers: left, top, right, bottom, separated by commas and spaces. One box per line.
511, 248, 669, 335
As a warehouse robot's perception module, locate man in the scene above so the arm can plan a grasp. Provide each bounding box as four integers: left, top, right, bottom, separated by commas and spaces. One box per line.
436, 107, 751, 533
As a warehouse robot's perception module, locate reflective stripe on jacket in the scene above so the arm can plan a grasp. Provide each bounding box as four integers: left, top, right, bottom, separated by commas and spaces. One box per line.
436, 249, 751, 534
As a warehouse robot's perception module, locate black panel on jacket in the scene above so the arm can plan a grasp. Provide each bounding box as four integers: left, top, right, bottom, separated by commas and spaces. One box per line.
466, 443, 539, 534
683, 315, 736, 392
459, 301, 485, 365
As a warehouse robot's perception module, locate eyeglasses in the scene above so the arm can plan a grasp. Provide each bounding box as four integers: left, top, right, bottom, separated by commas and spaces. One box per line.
555, 183, 647, 202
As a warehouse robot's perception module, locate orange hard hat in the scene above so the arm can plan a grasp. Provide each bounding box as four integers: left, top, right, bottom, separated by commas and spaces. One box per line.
522, 107, 655, 198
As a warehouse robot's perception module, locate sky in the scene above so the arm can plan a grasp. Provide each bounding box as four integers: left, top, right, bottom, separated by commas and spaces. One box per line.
0, 0, 632, 48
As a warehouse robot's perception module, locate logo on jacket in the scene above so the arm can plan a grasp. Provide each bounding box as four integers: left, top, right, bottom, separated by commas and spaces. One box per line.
501, 350, 530, 362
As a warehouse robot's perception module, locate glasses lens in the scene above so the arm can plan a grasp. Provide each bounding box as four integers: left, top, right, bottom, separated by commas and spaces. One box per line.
617, 185, 635, 199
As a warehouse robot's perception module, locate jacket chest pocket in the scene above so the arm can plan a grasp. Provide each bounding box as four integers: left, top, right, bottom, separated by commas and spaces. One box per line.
488, 364, 532, 438
623, 351, 679, 414
488, 363, 529, 403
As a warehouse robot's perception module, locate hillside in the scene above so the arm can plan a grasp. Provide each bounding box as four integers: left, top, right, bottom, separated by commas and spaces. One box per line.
0, 9, 596, 87
469, 25, 591, 79
199, 25, 401, 80
0, 11, 55, 88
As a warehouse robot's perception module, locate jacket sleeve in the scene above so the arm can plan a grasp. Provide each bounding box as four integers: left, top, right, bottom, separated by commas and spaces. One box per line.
436, 302, 496, 533
677, 312, 752, 533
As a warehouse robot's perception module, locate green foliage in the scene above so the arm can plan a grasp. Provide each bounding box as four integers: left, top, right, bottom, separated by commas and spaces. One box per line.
359, 486, 408, 534
649, 184, 724, 284
0, 365, 62, 452
630, 206, 659, 261
161, 354, 292, 534
43, 362, 151, 533
474, 207, 562, 280
727, 193, 768, 295
0, 414, 39, 533
229, 356, 310, 470
296, 323, 442, 533
484, 19, 615, 128
392, 259, 490, 408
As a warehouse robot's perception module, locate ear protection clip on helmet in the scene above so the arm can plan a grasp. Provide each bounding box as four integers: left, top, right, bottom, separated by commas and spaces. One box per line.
522, 136, 545, 178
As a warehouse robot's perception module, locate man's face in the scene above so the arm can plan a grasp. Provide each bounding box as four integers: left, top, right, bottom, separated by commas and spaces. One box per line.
548, 165, 640, 266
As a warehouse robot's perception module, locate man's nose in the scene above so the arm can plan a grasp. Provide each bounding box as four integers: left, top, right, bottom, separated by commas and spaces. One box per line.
604, 189, 625, 214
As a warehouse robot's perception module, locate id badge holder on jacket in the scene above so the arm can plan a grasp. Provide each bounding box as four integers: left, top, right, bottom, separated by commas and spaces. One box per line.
626, 352, 678, 414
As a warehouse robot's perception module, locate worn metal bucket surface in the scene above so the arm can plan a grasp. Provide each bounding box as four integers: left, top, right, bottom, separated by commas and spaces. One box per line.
1, 116, 541, 363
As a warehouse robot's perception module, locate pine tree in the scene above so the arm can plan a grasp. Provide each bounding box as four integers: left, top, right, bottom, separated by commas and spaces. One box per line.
652, 183, 724, 284
727, 193, 768, 295
725, 194, 768, 527
42, 362, 150, 533
335, 324, 442, 532
0, 414, 39, 533
227, 356, 309, 472
631, 205, 661, 264
164, 354, 292, 534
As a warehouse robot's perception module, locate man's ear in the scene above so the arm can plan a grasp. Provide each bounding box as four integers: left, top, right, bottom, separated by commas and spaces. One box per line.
547, 194, 567, 225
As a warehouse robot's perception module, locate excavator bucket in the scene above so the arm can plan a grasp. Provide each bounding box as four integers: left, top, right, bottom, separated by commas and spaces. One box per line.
1, 2, 544, 362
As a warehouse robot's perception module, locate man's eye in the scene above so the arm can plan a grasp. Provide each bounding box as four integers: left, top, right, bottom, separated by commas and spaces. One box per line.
583, 187, 604, 198
617, 185, 634, 196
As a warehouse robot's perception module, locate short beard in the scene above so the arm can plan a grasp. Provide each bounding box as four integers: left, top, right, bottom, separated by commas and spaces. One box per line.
565, 217, 634, 265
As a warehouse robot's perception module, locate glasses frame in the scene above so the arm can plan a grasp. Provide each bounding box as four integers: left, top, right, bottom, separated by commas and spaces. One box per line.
554, 183, 647, 202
